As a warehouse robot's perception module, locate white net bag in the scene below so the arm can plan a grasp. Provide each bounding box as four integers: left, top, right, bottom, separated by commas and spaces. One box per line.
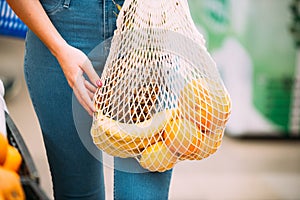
91, 0, 231, 172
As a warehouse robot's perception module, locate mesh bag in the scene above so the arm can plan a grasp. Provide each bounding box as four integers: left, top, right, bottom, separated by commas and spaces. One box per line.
91, 0, 231, 172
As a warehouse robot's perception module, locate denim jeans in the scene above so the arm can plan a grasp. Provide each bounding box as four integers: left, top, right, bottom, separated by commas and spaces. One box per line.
24, 0, 173, 199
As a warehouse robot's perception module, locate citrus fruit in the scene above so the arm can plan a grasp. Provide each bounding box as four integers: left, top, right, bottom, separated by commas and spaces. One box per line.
179, 129, 224, 160
163, 118, 201, 156
0, 134, 8, 165
179, 78, 231, 132
200, 129, 223, 155
202, 79, 231, 130
3, 145, 22, 172
0, 166, 25, 200
209, 89, 231, 131
179, 79, 212, 131
139, 141, 177, 172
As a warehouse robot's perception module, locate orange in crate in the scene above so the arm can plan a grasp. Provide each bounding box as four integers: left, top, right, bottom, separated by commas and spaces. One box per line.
0, 134, 8, 165
0, 166, 25, 200
3, 145, 22, 172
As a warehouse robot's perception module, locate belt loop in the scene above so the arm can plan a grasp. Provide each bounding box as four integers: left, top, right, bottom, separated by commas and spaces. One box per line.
63, 0, 71, 8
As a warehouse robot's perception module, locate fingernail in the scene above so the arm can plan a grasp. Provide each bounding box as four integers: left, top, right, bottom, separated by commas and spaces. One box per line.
96, 80, 102, 87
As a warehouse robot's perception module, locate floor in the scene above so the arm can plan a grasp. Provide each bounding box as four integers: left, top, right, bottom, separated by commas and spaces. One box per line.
1, 37, 300, 200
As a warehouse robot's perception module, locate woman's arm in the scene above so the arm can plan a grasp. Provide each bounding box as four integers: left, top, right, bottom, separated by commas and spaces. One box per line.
6, 0, 101, 115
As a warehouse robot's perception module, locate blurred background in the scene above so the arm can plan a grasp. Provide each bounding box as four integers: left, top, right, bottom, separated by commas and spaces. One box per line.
1, 0, 300, 199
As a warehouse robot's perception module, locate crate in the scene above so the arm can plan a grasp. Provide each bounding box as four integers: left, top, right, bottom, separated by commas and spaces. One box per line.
5, 112, 50, 200
0, 0, 27, 38
21, 178, 50, 200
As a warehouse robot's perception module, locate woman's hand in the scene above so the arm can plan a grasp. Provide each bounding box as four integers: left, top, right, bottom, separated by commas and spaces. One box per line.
54, 43, 102, 116
6, 0, 102, 116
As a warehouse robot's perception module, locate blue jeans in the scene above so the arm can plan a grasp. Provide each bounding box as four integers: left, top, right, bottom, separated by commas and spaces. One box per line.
24, 0, 172, 199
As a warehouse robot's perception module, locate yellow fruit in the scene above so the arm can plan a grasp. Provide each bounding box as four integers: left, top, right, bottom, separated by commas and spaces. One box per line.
163, 118, 201, 156
0, 134, 8, 165
92, 124, 161, 158
105, 130, 160, 152
0, 167, 25, 200
92, 129, 132, 158
179, 78, 231, 132
107, 134, 160, 156
91, 109, 176, 157
3, 145, 22, 172
92, 109, 175, 138
139, 141, 178, 172
200, 129, 223, 154
179, 129, 224, 161
97, 141, 132, 158
179, 79, 212, 131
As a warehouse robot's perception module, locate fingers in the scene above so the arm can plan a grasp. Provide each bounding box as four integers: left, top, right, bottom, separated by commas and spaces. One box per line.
74, 88, 93, 116
73, 75, 95, 116
74, 53, 103, 115
81, 58, 101, 87
87, 91, 94, 99
84, 79, 97, 94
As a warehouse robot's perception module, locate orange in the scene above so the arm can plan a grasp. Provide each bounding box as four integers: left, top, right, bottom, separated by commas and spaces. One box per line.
203, 79, 231, 130
209, 92, 231, 131
3, 145, 22, 172
0, 166, 25, 200
0, 134, 8, 165
139, 141, 177, 172
163, 118, 201, 156
179, 129, 224, 161
179, 78, 231, 132
202, 129, 224, 154
179, 79, 212, 131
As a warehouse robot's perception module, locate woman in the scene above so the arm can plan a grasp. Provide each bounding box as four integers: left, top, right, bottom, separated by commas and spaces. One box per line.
6, 0, 173, 199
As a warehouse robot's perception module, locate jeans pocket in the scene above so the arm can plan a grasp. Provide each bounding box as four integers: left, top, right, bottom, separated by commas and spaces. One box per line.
40, 0, 72, 15
40, 0, 62, 13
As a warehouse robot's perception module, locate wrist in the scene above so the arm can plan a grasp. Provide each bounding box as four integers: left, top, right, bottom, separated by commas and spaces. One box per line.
48, 37, 69, 58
